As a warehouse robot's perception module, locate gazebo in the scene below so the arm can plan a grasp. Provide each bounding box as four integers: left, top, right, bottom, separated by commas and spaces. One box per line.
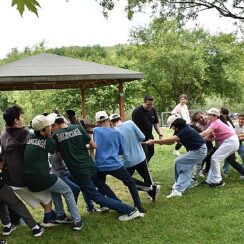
0, 53, 143, 120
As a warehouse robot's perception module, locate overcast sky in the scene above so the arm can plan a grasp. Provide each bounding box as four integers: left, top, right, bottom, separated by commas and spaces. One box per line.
0, 0, 237, 58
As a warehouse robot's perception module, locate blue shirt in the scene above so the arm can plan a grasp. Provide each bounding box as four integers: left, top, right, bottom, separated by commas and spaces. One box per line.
93, 127, 124, 171
115, 121, 146, 168
176, 124, 205, 151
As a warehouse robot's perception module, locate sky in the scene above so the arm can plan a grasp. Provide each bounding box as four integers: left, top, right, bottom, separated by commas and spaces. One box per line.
0, 0, 238, 59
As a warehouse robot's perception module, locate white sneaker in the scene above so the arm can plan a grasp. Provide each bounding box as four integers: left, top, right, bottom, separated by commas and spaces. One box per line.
188, 179, 198, 189
166, 190, 182, 198
100, 207, 109, 213
240, 175, 244, 180
199, 171, 205, 178
173, 150, 181, 156
118, 208, 141, 221
172, 182, 176, 190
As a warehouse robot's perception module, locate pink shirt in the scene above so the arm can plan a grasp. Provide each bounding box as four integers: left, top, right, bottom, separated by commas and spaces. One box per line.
209, 119, 235, 144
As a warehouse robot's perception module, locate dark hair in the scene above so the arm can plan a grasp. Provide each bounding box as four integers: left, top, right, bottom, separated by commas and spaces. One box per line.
219, 115, 228, 125
34, 127, 48, 136
220, 107, 234, 128
191, 111, 202, 122
66, 109, 76, 119
144, 95, 154, 103
179, 94, 188, 99
238, 113, 244, 118
55, 115, 65, 124
3, 105, 23, 127
171, 118, 186, 131
110, 117, 120, 123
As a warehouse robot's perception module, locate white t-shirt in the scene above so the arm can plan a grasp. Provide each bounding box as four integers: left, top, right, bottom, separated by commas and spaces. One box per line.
171, 104, 190, 123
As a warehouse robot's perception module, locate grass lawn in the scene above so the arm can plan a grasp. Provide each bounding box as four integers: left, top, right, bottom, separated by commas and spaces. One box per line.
3, 128, 244, 244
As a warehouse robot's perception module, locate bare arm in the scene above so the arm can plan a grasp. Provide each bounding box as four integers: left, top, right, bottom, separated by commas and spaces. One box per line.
146, 135, 180, 145
200, 128, 214, 138
154, 123, 163, 138
87, 139, 96, 149
239, 134, 244, 141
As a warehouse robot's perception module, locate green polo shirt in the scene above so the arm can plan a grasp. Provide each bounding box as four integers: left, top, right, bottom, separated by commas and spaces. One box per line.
52, 125, 96, 184
23, 135, 58, 192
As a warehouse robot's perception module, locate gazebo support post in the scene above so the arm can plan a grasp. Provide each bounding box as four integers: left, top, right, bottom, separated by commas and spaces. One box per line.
80, 87, 86, 118
118, 82, 125, 121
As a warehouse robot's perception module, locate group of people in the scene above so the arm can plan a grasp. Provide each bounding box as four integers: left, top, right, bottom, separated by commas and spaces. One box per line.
0, 95, 243, 239
145, 94, 244, 198
0, 100, 161, 238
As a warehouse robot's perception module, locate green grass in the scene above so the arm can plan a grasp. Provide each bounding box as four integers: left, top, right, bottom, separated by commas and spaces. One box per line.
3, 128, 244, 244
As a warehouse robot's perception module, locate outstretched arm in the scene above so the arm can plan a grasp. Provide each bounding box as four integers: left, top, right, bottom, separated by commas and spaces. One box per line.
146, 135, 179, 145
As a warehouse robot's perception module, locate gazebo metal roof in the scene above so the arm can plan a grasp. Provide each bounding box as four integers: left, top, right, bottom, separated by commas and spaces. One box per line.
0, 53, 143, 120
0, 53, 143, 91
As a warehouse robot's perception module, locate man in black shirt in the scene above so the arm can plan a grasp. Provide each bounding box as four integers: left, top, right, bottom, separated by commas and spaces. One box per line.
132, 95, 163, 163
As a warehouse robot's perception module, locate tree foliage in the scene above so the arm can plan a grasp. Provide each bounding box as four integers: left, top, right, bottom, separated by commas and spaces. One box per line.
99, 0, 244, 22
11, 0, 244, 23
11, 0, 40, 16
0, 20, 243, 121
128, 18, 244, 112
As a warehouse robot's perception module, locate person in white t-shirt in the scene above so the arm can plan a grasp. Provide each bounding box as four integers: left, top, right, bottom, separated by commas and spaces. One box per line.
171, 94, 190, 156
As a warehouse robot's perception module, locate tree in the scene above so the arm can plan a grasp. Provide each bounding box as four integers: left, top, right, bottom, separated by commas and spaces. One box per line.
99, 0, 244, 21
12, 0, 244, 23
128, 18, 244, 112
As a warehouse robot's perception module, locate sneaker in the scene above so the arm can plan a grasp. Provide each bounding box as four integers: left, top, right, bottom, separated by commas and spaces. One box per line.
201, 180, 210, 186
100, 207, 109, 213
87, 207, 102, 213
222, 172, 228, 178
2, 224, 16, 236
172, 182, 176, 190
199, 171, 205, 178
173, 150, 181, 156
148, 185, 160, 201
42, 218, 60, 227
240, 175, 244, 180
188, 179, 198, 189
166, 190, 182, 198
32, 224, 44, 237
73, 220, 84, 231
209, 181, 225, 188
118, 208, 141, 222
55, 215, 73, 224
138, 206, 147, 214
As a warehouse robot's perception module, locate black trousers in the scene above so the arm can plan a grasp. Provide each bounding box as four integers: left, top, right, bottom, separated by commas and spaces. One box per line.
0, 184, 36, 228
142, 143, 154, 163
226, 153, 244, 175
97, 166, 142, 211
126, 160, 153, 192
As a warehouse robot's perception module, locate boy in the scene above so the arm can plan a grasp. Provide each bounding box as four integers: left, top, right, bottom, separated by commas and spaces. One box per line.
23, 115, 83, 230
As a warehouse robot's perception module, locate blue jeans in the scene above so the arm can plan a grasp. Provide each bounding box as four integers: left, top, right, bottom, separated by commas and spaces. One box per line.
174, 144, 207, 193
49, 178, 81, 224
97, 166, 142, 210
223, 160, 230, 174
76, 175, 133, 214
60, 171, 94, 210
238, 143, 244, 165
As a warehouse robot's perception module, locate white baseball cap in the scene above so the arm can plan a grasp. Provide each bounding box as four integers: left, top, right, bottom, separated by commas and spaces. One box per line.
206, 108, 220, 117
31, 114, 55, 131
167, 114, 181, 128
109, 114, 120, 121
95, 111, 109, 122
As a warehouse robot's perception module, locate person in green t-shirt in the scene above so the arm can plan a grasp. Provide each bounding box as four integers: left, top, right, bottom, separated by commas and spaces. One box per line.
51, 115, 142, 221
23, 114, 83, 230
